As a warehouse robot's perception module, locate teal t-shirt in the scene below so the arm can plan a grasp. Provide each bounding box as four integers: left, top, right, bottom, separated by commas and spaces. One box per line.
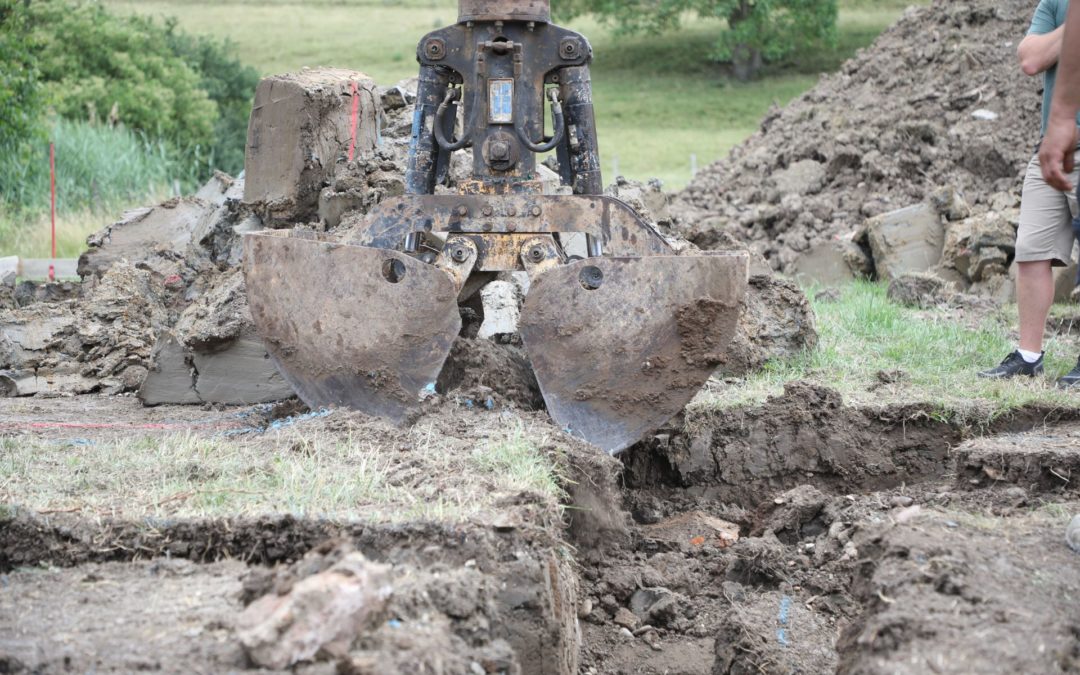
1029, 0, 1080, 133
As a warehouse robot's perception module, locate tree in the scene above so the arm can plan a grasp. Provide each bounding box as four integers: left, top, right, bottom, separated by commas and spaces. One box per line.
552, 0, 838, 80
0, 0, 44, 154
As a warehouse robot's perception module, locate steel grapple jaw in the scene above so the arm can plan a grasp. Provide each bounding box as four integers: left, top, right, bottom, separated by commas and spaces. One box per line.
241, 0, 750, 454
243, 196, 748, 455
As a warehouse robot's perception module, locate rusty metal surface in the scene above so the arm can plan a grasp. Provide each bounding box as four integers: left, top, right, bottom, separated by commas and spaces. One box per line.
344, 194, 673, 260
243, 231, 461, 422
457, 0, 551, 23
519, 253, 749, 454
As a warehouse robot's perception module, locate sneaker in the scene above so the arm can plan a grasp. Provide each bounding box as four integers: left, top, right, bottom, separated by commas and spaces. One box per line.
978, 351, 1044, 379
1058, 357, 1080, 389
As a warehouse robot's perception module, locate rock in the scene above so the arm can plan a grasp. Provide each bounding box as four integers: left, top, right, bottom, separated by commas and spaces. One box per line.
887, 272, 947, 308
790, 241, 857, 286
578, 598, 594, 619
613, 608, 640, 631
478, 280, 523, 340
236, 552, 392, 670
630, 588, 683, 627
244, 69, 380, 226
77, 199, 212, 279
867, 203, 945, 281
752, 485, 829, 544
1067, 515, 1080, 554
641, 510, 740, 550
719, 274, 818, 377
930, 186, 972, 222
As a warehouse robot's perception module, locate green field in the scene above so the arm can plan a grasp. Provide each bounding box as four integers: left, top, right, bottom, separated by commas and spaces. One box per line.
105, 0, 921, 191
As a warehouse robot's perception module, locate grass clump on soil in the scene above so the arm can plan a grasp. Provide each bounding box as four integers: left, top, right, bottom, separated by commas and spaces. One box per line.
693, 281, 1080, 422
0, 415, 566, 523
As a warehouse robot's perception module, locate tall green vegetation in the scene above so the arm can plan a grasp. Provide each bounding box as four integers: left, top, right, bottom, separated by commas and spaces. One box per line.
0, 1, 45, 178
552, 0, 838, 80
0, 0, 258, 233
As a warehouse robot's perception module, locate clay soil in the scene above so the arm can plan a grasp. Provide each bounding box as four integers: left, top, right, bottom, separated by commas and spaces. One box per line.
4, 390, 1080, 675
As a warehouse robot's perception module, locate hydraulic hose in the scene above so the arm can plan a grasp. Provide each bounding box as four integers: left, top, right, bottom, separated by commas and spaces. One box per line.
434, 88, 473, 151
515, 89, 565, 154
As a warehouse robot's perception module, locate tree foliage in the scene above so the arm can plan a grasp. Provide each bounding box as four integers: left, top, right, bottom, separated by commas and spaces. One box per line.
0, 1, 45, 162
552, 0, 838, 79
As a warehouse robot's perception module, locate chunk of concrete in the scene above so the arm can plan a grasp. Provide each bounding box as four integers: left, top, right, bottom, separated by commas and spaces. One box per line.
138, 332, 200, 406
478, 280, 523, 340
867, 203, 945, 281
78, 199, 211, 279
244, 69, 380, 226
790, 242, 857, 287
193, 334, 293, 404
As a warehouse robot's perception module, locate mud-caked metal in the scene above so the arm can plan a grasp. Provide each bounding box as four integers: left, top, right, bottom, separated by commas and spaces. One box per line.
242, 0, 749, 455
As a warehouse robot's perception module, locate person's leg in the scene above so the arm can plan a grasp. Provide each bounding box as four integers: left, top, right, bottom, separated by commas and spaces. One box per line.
1017, 260, 1055, 353
981, 153, 1071, 378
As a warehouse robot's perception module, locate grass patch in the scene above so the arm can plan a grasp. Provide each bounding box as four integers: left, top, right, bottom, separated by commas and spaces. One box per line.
692, 282, 1080, 421
0, 416, 564, 522
0, 118, 182, 257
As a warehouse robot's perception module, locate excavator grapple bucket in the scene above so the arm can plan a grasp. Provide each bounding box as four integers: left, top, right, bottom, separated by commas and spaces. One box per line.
520, 253, 748, 454
241, 0, 753, 454
243, 231, 461, 422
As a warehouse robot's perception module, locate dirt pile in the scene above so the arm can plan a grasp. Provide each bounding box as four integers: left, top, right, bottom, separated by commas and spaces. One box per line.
675, 0, 1040, 299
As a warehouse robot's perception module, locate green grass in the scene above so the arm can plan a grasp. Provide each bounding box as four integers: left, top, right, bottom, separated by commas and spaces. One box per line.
104, 0, 924, 191
0, 118, 183, 258
0, 417, 564, 522
691, 282, 1080, 421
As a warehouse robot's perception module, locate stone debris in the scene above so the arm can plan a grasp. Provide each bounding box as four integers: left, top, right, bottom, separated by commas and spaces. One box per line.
236, 551, 393, 669
244, 68, 380, 227
675, 0, 1047, 299
867, 203, 945, 282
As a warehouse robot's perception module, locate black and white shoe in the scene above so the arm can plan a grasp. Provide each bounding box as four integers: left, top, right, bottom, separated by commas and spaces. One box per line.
1057, 357, 1080, 389
978, 351, 1044, 379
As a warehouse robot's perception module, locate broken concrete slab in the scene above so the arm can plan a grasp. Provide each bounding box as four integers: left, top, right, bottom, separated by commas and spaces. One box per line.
790, 241, 857, 287
244, 68, 380, 227
138, 332, 201, 406
77, 199, 212, 279
192, 334, 293, 404
478, 280, 523, 340
867, 203, 945, 281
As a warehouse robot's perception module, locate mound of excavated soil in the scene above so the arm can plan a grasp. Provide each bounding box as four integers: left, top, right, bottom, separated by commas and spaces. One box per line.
675, 0, 1038, 285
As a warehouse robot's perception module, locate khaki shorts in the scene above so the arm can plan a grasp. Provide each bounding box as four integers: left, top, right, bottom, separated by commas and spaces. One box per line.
1016, 150, 1080, 267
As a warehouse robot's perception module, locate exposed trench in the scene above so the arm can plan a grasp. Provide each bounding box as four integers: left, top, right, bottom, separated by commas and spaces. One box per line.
4, 384, 1080, 674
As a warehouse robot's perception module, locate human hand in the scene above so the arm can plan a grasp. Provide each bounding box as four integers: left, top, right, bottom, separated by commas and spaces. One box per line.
1040, 113, 1079, 191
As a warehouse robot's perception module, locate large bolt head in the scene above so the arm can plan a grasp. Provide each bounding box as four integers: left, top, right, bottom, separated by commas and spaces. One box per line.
490, 140, 510, 161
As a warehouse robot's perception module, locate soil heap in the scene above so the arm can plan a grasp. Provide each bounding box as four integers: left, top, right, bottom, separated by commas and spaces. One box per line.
674, 0, 1043, 299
